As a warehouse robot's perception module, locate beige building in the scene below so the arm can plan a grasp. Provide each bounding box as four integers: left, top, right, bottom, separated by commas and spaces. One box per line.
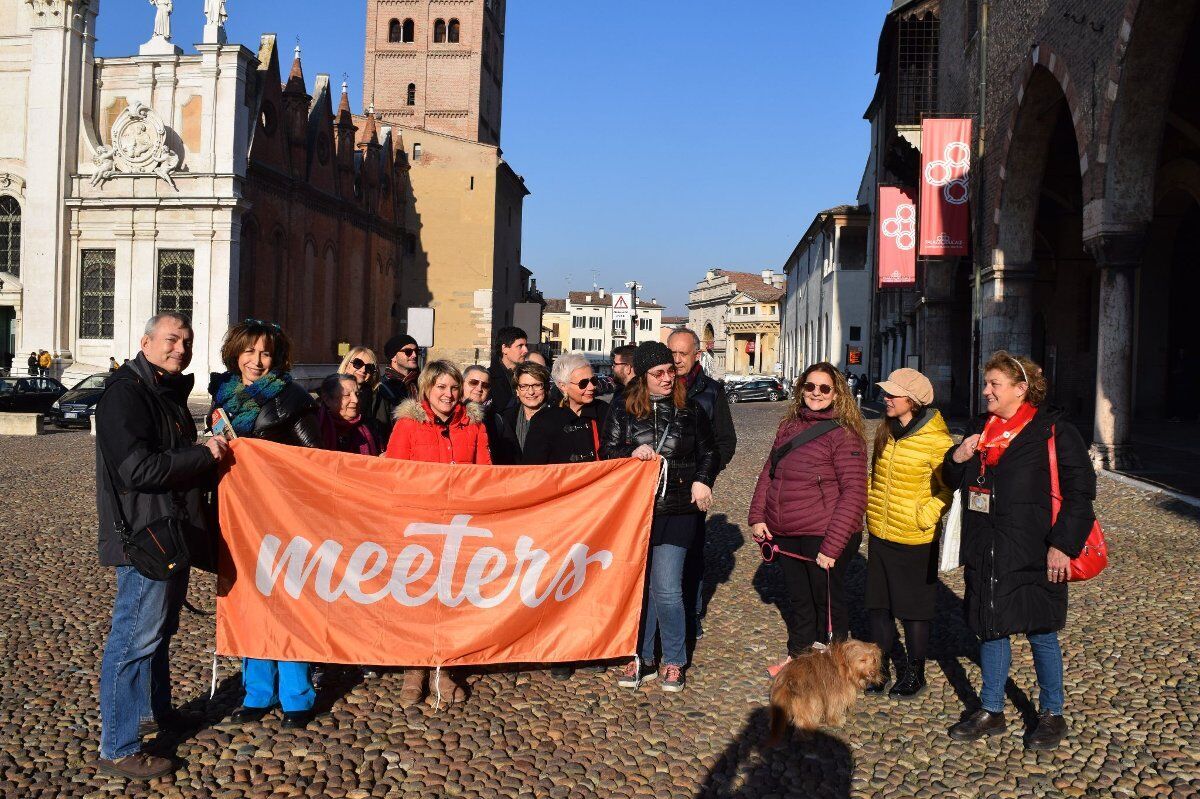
541, 297, 568, 357
686, 269, 785, 378
364, 0, 528, 365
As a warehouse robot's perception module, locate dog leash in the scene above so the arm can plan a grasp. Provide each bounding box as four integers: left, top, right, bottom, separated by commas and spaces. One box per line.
758, 541, 834, 646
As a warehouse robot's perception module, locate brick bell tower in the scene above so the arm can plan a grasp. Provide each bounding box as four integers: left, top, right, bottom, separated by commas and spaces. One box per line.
363, 0, 506, 145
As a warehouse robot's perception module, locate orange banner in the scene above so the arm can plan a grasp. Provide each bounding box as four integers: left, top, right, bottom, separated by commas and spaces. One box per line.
215, 439, 659, 667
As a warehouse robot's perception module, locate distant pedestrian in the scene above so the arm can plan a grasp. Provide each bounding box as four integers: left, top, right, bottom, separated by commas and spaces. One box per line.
749, 362, 868, 676
27, 351, 37, 375
488, 326, 529, 414
601, 341, 717, 693
500, 361, 550, 461
668, 328, 737, 642
108, 356, 119, 372
943, 351, 1096, 750
95, 313, 228, 780
38, 349, 51, 376
385, 360, 490, 706
317, 373, 383, 456
864, 368, 953, 699
372, 334, 421, 443
210, 320, 320, 731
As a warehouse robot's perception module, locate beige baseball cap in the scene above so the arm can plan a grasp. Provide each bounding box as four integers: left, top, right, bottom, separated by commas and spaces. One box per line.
877, 367, 934, 405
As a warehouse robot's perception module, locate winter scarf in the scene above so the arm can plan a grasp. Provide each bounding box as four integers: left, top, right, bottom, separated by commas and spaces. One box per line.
209, 370, 292, 435
318, 405, 379, 456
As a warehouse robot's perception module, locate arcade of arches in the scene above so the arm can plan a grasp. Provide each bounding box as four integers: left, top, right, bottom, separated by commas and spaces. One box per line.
986, 0, 1200, 486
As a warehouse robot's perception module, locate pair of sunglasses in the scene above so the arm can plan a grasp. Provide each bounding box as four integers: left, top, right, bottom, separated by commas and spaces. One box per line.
803, 382, 833, 395
466, 378, 491, 389
398, 346, 418, 357
242, 318, 281, 331
350, 358, 377, 375
574, 377, 597, 390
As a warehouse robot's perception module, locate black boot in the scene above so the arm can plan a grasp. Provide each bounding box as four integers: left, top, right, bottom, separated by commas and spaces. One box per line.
1025, 710, 1067, 750
889, 659, 926, 699
865, 659, 890, 695
948, 709, 1007, 741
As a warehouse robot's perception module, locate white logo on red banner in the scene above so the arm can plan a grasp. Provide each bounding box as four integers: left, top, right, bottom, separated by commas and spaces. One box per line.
881, 203, 916, 252
923, 142, 970, 205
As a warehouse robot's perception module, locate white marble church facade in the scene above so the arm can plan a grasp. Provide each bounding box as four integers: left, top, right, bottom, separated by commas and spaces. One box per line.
0, 0, 250, 379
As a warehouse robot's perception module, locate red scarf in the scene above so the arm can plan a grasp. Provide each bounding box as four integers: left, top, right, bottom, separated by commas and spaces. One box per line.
318, 406, 379, 456
978, 402, 1037, 468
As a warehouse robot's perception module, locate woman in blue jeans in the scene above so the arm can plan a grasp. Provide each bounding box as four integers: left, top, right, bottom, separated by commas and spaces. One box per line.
600, 342, 717, 693
942, 352, 1096, 750
210, 321, 321, 729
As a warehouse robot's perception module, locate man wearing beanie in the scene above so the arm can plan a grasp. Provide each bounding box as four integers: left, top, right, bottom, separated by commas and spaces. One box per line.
372, 334, 421, 442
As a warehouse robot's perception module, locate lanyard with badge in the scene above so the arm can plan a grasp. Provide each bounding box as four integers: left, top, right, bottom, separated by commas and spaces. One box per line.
968, 413, 1033, 514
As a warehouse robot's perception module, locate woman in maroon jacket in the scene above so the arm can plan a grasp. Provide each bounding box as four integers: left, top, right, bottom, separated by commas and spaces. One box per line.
749, 362, 868, 675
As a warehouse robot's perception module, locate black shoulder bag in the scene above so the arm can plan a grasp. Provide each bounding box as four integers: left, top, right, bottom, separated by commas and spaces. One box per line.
768, 420, 841, 479
104, 460, 191, 581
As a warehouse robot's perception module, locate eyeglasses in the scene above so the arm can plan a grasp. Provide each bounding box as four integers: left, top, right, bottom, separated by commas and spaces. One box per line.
803, 382, 833, 395
613, 361, 631, 369
398, 346, 418, 357
573, 377, 596, 390
242, 318, 281, 331
517, 382, 545, 392
466, 378, 491, 389
349, 358, 377, 375
647, 369, 674, 381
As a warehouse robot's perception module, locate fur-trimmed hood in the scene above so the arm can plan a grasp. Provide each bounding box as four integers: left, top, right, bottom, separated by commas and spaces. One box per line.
394, 398, 486, 426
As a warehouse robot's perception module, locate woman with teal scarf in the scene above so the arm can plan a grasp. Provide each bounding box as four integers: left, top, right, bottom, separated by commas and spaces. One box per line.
211, 321, 320, 730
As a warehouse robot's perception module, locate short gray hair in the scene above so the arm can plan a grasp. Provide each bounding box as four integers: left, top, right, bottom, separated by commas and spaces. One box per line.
319, 372, 357, 402
144, 312, 192, 336
669, 327, 701, 350
463, 364, 488, 380
552, 352, 591, 387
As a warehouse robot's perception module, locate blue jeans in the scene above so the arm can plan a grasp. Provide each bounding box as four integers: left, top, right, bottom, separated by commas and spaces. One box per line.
242, 659, 315, 712
979, 632, 1064, 715
99, 566, 188, 760
640, 543, 689, 666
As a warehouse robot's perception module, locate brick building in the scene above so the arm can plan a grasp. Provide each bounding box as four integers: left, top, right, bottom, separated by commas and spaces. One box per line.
241, 41, 406, 365
363, 0, 530, 366
861, 0, 1199, 472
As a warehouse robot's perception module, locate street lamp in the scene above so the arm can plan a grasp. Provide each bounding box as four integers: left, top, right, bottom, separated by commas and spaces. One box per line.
625, 281, 642, 344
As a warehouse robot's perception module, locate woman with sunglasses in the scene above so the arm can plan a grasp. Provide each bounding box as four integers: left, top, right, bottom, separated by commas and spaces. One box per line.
464, 364, 517, 464
863, 368, 953, 699
941, 352, 1095, 750
522, 352, 610, 468
601, 342, 717, 693
338, 346, 380, 406
385, 359, 490, 705
210, 320, 320, 730
748, 363, 867, 677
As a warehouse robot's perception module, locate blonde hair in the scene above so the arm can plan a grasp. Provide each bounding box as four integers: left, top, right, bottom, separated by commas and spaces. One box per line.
984, 350, 1047, 406
417, 360, 463, 403
337, 346, 380, 387
786, 362, 866, 445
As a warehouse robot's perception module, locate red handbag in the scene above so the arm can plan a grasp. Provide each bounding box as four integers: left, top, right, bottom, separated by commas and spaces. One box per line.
1048, 426, 1108, 581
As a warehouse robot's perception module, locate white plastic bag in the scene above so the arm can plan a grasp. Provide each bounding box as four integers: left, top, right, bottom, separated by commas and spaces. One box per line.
938, 489, 963, 572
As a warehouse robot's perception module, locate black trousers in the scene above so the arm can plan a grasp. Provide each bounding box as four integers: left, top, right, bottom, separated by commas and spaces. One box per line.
775, 532, 862, 657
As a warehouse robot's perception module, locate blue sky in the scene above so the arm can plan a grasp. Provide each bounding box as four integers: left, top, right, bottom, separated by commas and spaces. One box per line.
96, 1, 885, 314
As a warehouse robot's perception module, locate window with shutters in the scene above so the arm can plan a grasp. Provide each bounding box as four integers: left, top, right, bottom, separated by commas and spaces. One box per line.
156, 250, 194, 316
0, 196, 19, 277
79, 249, 116, 339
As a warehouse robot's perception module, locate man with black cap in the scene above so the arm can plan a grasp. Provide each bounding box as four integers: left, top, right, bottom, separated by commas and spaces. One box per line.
372, 334, 421, 442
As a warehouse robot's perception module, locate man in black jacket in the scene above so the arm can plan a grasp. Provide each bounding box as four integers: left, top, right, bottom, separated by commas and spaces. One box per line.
668, 328, 738, 644
488, 326, 529, 414
95, 313, 228, 780
372, 334, 421, 442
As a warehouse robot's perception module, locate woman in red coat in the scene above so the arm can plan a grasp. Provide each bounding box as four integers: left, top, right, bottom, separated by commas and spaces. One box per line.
384, 360, 489, 707
749, 362, 868, 676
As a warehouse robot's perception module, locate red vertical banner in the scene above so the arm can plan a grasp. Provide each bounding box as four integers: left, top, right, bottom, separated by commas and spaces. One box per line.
877, 185, 917, 288
919, 118, 973, 256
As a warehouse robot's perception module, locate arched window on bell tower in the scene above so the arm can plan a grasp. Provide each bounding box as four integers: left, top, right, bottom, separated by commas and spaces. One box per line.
448, 19, 460, 43
402, 18, 415, 43
434, 19, 446, 43
387, 18, 401, 42
406, 83, 416, 106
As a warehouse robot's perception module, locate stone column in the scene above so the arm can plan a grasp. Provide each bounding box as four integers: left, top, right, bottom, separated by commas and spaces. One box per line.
978, 258, 1036, 365
1084, 232, 1144, 471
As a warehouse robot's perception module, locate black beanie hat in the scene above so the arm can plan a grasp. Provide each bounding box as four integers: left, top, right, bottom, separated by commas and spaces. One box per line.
383, 334, 418, 360
633, 341, 674, 377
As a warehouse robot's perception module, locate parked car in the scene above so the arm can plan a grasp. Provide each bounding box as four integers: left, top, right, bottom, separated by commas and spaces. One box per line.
47, 372, 109, 428
0, 376, 67, 415
727, 378, 788, 403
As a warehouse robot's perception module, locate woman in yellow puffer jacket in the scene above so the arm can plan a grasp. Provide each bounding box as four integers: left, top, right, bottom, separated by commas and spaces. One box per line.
864, 368, 953, 700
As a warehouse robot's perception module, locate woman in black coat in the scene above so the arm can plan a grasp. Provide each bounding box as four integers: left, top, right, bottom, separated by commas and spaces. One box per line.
600, 342, 717, 693
208, 320, 319, 730
942, 351, 1096, 751
523, 352, 609, 466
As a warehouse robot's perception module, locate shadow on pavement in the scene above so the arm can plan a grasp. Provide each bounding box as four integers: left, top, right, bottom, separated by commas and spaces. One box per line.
695, 707, 852, 798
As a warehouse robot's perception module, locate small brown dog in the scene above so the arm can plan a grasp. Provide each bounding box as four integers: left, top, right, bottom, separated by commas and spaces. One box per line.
768, 640, 883, 744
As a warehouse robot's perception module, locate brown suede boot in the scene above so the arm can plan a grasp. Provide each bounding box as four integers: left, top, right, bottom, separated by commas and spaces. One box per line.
427, 668, 466, 706
398, 668, 426, 708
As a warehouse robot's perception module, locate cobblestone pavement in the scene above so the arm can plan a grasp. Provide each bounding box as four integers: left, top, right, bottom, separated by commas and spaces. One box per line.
1, 403, 1198, 798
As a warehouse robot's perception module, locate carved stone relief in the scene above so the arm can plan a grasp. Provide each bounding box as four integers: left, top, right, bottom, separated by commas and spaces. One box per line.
91, 101, 180, 189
